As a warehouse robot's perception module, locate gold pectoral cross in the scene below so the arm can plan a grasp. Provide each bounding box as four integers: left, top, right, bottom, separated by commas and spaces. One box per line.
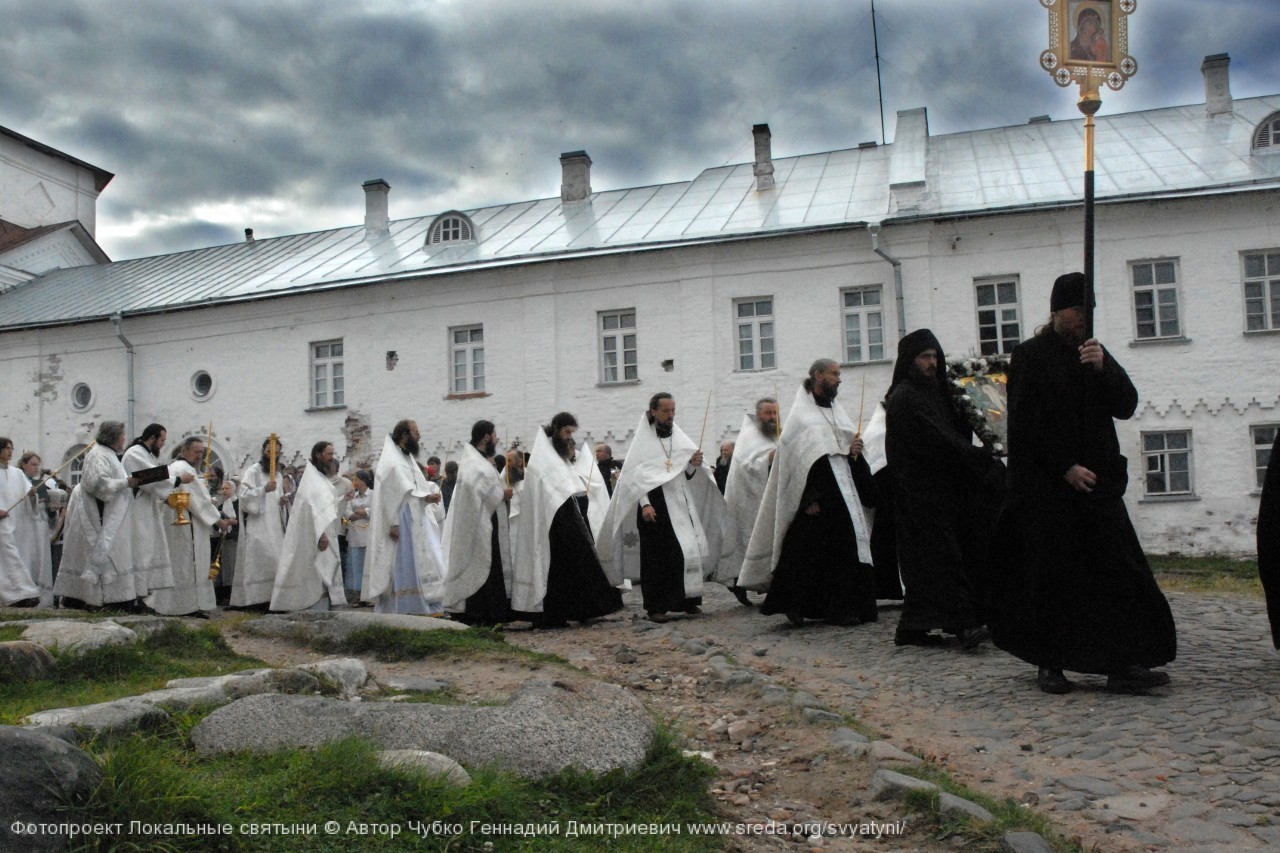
665, 459, 673, 471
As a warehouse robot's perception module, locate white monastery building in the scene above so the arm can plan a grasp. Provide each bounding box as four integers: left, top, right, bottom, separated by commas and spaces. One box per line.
0, 54, 1276, 556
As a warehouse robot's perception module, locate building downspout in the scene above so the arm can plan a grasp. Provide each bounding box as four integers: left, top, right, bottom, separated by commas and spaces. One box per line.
111, 314, 135, 439
867, 223, 907, 340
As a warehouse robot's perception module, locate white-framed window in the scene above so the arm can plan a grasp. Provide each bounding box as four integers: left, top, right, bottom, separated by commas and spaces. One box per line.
734, 297, 775, 371
974, 278, 1022, 356
70, 382, 93, 412
1253, 424, 1278, 489
1131, 260, 1181, 340
599, 310, 638, 383
64, 445, 88, 488
427, 212, 474, 245
311, 339, 344, 408
190, 370, 215, 402
841, 286, 885, 363
450, 325, 485, 393
1142, 430, 1193, 496
1243, 251, 1280, 332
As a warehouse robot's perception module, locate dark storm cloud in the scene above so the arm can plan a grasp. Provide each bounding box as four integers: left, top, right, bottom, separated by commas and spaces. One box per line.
1, 0, 1276, 260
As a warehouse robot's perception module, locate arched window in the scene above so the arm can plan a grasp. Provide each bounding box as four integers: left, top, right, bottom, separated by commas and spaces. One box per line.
64, 444, 88, 487
1253, 112, 1280, 152
426, 212, 475, 246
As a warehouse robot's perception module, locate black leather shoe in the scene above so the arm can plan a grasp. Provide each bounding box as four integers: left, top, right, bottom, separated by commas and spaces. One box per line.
786, 611, 805, 626
958, 626, 990, 650
730, 585, 754, 607
894, 626, 944, 647
1036, 667, 1072, 694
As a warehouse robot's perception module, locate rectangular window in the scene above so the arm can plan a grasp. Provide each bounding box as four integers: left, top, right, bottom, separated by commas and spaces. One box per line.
734, 297, 775, 371
311, 339, 344, 408
1142, 430, 1193, 496
1254, 424, 1278, 489
1131, 260, 1181, 339
599, 310, 638, 383
842, 286, 885, 363
975, 278, 1022, 356
1243, 251, 1280, 332
450, 325, 485, 393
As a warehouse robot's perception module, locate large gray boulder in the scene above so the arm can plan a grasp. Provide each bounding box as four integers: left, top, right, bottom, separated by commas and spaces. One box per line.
239, 610, 467, 647
0, 640, 56, 681
23, 699, 168, 738
0, 726, 103, 853
191, 679, 653, 779
21, 620, 137, 653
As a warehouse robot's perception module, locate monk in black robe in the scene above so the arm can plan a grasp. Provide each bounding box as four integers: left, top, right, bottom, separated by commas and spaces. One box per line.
1258, 430, 1280, 648
885, 329, 1005, 649
991, 272, 1175, 694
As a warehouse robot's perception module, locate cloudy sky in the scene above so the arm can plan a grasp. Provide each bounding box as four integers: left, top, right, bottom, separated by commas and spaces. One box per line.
3, 0, 1277, 261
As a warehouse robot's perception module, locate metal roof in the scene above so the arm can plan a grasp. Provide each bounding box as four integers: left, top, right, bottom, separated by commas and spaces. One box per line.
2, 94, 1278, 331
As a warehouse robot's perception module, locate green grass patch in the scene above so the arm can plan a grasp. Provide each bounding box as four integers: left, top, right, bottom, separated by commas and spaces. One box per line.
897, 763, 1088, 852
72, 724, 719, 852
0, 624, 25, 641
311, 624, 566, 667
0, 606, 141, 622
0, 622, 265, 724
1149, 553, 1261, 596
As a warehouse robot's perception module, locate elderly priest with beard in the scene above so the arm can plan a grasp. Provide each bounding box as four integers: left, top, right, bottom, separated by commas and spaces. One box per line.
597, 393, 733, 623
442, 420, 513, 626
510, 412, 623, 628
362, 420, 445, 614
723, 397, 779, 605
738, 360, 878, 626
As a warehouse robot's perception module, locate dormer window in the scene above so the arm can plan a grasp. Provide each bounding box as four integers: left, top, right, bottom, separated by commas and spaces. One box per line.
1254, 112, 1280, 152
426, 212, 475, 246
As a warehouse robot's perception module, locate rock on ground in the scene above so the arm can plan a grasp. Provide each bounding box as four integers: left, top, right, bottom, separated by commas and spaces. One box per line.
0, 640, 56, 681
0, 726, 103, 853
190, 678, 653, 779
21, 620, 137, 653
376, 750, 472, 786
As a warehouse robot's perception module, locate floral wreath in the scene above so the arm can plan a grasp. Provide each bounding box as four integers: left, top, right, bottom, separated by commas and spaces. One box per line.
946, 354, 1010, 455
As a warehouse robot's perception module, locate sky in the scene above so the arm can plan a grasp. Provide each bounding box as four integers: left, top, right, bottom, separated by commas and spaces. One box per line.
3, 0, 1278, 261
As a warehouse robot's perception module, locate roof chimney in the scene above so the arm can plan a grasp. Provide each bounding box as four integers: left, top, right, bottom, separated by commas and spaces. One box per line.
752, 123, 775, 191
244, 228, 254, 242
1202, 53, 1232, 117
560, 151, 592, 203
362, 179, 391, 239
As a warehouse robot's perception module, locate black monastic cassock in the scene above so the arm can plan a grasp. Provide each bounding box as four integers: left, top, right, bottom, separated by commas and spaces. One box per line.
869, 467, 904, 600
990, 328, 1176, 673
885, 330, 1005, 634
759, 452, 878, 623
538, 495, 623, 626
636, 478, 701, 615
454, 512, 512, 626
1258, 431, 1280, 648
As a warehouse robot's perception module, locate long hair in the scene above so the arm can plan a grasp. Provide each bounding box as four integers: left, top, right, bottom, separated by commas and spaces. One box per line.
802, 359, 837, 393
470, 420, 495, 446
310, 441, 333, 469
130, 423, 166, 448
95, 421, 126, 448
545, 411, 578, 437
391, 420, 414, 446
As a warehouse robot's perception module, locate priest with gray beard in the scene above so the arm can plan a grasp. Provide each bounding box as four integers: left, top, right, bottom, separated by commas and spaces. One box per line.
510, 412, 622, 628
361, 420, 445, 614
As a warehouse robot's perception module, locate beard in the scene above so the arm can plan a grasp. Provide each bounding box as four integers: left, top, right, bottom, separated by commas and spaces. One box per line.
480, 437, 497, 458
757, 419, 777, 438
401, 436, 421, 458
654, 421, 674, 439
553, 434, 575, 458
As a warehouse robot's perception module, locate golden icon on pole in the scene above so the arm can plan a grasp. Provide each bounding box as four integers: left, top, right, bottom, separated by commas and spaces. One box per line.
166, 490, 192, 526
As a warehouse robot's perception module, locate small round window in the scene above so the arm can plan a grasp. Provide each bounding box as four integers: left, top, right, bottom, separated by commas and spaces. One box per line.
71, 382, 93, 412
190, 370, 215, 401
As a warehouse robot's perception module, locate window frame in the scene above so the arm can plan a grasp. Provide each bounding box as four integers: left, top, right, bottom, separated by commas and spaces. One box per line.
1141, 429, 1194, 497
449, 324, 486, 394
427, 211, 475, 245
1130, 259, 1183, 341
840, 285, 887, 364
310, 339, 345, 409
733, 296, 776, 372
1252, 424, 1279, 490
973, 276, 1023, 356
598, 309, 639, 384
1242, 250, 1280, 334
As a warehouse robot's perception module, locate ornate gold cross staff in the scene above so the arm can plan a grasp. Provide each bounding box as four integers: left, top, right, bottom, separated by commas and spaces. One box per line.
5, 441, 96, 513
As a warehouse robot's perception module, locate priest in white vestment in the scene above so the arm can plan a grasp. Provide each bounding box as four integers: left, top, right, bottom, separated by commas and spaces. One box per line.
148, 436, 232, 616
54, 422, 141, 607
121, 424, 178, 597
271, 442, 345, 611
361, 421, 445, 614
596, 393, 734, 622
737, 360, 878, 626
441, 420, 512, 625
723, 398, 780, 604
0, 438, 41, 606
510, 414, 622, 627
13, 451, 58, 607
234, 436, 288, 607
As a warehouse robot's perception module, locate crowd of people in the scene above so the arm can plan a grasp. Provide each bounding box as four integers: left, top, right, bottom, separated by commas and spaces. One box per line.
3, 273, 1276, 695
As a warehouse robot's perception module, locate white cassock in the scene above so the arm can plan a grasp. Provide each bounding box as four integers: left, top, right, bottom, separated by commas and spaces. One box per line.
441, 443, 511, 613
362, 435, 445, 613
13, 475, 58, 606
574, 440, 611, 541
121, 444, 176, 596
595, 412, 735, 598
147, 460, 220, 615
723, 414, 779, 575
54, 444, 137, 605
271, 462, 345, 611
234, 461, 286, 606
737, 386, 873, 591
0, 466, 41, 605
